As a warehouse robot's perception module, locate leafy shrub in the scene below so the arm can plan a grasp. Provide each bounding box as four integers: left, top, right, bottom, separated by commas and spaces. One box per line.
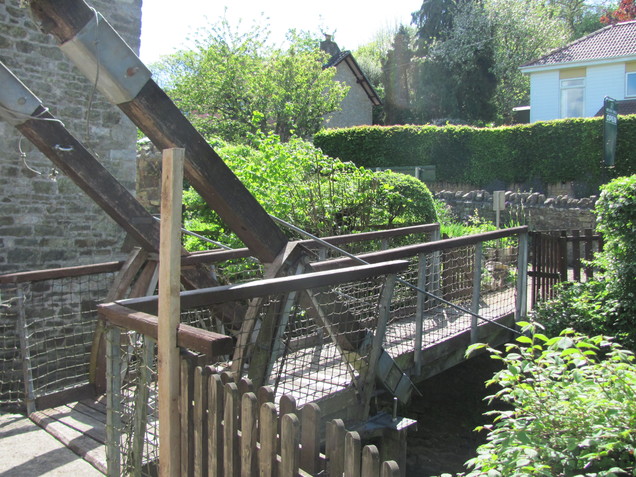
182, 131, 437, 250
440, 325, 636, 477
314, 116, 636, 191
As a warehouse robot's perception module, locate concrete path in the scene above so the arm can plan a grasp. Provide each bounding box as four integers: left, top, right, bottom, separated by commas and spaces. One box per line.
0, 412, 104, 476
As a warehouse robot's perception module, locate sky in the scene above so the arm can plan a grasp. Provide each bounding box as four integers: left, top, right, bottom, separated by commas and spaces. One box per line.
139, 0, 423, 64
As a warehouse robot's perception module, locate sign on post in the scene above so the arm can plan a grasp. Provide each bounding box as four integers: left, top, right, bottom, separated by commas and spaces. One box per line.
603, 96, 618, 167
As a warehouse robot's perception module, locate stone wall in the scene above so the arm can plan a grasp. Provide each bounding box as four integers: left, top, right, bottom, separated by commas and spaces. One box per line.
0, 0, 143, 274
436, 189, 598, 231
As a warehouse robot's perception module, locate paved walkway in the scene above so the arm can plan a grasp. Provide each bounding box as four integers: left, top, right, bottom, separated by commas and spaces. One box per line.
0, 412, 104, 476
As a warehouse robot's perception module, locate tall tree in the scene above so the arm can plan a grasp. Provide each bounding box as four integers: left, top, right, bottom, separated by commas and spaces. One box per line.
151, 19, 348, 142
382, 26, 416, 124
601, 0, 636, 24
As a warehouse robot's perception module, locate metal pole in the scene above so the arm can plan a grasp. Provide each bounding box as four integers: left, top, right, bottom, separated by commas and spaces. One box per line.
16, 285, 36, 415
105, 325, 122, 477
516, 231, 529, 321
471, 243, 483, 343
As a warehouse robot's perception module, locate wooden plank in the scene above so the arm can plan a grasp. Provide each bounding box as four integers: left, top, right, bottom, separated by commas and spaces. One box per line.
381, 461, 400, 477
29, 411, 107, 474
98, 303, 234, 357
280, 414, 300, 477
326, 419, 346, 477
241, 392, 258, 477
345, 432, 362, 477
259, 402, 278, 477
300, 403, 320, 475
34, 405, 106, 443
0, 260, 123, 284
33, 383, 94, 411
257, 386, 275, 410
224, 383, 240, 477
361, 445, 380, 477
181, 358, 194, 477
208, 373, 225, 477
194, 366, 210, 477
159, 148, 184, 477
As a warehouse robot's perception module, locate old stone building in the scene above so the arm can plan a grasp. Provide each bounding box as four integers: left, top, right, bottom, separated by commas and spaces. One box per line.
0, 0, 143, 274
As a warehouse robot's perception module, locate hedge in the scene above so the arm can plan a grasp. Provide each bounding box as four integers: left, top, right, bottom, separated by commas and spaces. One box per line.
313, 115, 636, 194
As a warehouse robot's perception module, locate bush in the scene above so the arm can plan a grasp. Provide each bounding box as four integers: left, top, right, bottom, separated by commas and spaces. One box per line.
440, 325, 636, 477
313, 116, 636, 192
182, 131, 437, 250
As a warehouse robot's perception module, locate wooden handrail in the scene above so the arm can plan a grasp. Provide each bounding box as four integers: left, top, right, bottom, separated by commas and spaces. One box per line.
0, 260, 124, 284
181, 223, 440, 266
118, 260, 411, 314
98, 303, 234, 356
311, 226, 529, 272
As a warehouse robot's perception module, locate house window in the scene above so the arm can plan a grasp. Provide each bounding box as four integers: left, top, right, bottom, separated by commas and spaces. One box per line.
560, 78, 585, 117
627, 72, 636, 97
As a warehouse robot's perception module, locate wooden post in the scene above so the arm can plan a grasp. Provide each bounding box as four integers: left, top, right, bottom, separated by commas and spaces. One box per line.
158, 148, 184, 477
105, 325, 122, 477
413, 252, 426, 375
16, 285, 36, 415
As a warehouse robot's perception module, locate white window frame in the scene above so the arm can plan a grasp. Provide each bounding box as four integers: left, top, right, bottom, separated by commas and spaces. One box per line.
627, 71, 636, 98
560, 77, 585, 118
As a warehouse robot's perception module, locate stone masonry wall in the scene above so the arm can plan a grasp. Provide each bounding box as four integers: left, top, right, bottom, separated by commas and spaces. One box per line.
0, 0, 142, 274
436, 189, 598, 231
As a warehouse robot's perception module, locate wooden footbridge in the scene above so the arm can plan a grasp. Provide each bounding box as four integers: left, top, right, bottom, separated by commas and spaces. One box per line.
0, 1, 528, 476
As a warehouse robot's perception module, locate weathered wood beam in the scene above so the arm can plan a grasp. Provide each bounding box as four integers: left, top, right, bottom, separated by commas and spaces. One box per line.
28, 0, 289, 263
16, 106, 161, 252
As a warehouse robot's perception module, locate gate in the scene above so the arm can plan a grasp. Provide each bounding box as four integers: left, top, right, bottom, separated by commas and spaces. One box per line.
528, 229, 603, 306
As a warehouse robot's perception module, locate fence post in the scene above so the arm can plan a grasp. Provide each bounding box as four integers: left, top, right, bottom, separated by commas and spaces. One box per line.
414, 252, 426, 376
16, 284, 35, 415
471, 242, 483, 343
516, 230, 529, 321
105, 325, 122, 477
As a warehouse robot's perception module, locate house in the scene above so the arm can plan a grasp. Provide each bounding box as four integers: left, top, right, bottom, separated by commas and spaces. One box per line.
519, 20, 636, 122
320, 35, 382, 128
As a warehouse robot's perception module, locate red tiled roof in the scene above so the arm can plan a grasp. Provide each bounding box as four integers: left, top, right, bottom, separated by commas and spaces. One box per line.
595, 99, 636, 116
522, 20, 636, 68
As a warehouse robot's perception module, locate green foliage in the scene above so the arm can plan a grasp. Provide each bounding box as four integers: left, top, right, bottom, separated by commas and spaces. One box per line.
532, 175, 636, 350
151, 19, 348, 142
449, 326, 636, 477
182, 130, 437, 250
313, 116, 636, 189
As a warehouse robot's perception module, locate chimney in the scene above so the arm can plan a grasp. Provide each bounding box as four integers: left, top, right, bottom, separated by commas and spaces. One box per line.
320, 34, 341, 57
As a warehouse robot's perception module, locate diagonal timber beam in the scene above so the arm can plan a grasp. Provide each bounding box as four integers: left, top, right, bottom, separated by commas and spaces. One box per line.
27, 0, 289, 264
0, 60, 161, 252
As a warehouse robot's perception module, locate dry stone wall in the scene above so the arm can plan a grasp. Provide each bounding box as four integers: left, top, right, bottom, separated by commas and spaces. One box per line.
436, 189, 598, 231
0, 0, 142, 274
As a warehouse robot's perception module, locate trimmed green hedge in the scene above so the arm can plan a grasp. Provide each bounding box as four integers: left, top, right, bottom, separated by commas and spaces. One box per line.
313, 116, 636, 193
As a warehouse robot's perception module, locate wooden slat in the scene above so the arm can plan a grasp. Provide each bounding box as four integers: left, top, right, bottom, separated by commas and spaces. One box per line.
194, 366, 210, 477
29, 411, 107, 474
281, 414, 300, 477
326, 419, 346, 477
259, 402, 278, 477
361, 445, 380, 477
300, 403, 320, 475
381, 461, 400, 477
208, 373, 225, 477
240, 393, 258, 477
224, 383, 240, 477
34, 405, 106, 444
0, 260, 123, 284
180, 358, 194, 477
345, 432, 362, 477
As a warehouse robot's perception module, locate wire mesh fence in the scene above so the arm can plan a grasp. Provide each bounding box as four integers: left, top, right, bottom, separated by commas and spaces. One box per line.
0, 266, 119, 411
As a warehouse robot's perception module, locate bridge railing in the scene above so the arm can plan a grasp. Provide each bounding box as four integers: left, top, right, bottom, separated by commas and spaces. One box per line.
98, 260, 410, 477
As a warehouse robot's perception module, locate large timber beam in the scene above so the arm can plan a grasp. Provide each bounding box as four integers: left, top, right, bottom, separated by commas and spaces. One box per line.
27, 0, 289, 264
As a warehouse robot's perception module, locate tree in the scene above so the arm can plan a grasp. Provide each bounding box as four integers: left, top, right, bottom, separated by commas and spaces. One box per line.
601, 0, 636, 24
382, 26, 416, 124
151, 19, 348, 142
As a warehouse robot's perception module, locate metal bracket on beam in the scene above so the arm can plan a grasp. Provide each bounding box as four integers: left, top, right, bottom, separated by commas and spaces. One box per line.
0, 62, 43, 126
59, 12, 151, 105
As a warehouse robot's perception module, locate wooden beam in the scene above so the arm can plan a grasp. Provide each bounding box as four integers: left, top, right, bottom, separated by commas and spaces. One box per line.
16, 107, 161, 252
158, 148, 184, 476
28, 0, 289, 263
98, 303, 233, 357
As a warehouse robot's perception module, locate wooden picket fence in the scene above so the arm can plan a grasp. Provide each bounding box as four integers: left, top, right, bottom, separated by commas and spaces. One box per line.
178, 353, 400, 477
